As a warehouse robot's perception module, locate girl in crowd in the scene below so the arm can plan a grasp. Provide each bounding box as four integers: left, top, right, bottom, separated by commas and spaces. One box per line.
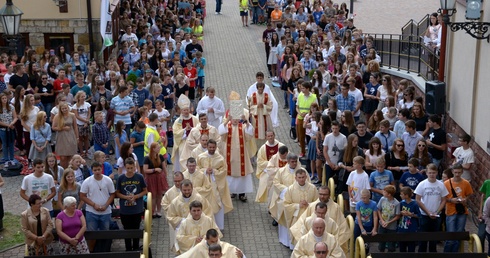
52, 102, 78, 168
410, 139, 432, 174
363, 73, 380, 122
385, 138, 408, 181
117, 142, 140, 175
29, 111, 52, 162
410, 102, 429, 137
143, 142, 169, 217
376, 74, 396, 110
21, 94, 39, 165
340, 110, 356, 136
0, 92, 17, 165
72, 92, 91, 158
364, 137, 385, 173
114, 120, 128, 161
13, 86, 26, 155
58, 169, 84, 210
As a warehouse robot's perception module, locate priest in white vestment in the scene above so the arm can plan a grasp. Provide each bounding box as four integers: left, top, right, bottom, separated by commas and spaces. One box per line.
182, 158, 218, 214
249, 82, 273, 144
218, 92, 254, 202
175, 200, 222, 254
290, 201, 340, 245
171, 95, 199, 171
196, 139, 233, 230
196, 87, 226, 129
255, 132, 284, 203
180, 113, 220, 169
292, 218, 346, 258
246, 75, 279, 127
161, 172, 184, 249
177, 229, 246, 258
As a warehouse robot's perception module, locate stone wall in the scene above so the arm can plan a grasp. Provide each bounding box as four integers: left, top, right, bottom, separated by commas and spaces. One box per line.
19, 19, 100, 57
389, 74, 490, 212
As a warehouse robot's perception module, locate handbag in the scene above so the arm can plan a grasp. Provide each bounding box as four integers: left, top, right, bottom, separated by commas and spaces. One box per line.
449, 179, 466, 215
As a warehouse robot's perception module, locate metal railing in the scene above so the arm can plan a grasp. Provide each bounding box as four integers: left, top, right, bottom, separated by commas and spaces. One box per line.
365, 33, 440, 81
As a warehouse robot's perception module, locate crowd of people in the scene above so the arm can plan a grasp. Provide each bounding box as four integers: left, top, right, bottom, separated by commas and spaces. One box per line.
1, 0, 487, 257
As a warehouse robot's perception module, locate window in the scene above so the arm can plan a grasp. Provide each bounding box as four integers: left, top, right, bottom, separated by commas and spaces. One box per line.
44, 33, 74, 56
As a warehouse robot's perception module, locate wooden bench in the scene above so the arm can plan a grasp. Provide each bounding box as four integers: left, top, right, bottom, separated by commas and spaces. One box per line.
355, 232, 483, 258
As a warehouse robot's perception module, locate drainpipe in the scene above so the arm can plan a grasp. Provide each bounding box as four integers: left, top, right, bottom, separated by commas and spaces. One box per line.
86, 0, 95, 60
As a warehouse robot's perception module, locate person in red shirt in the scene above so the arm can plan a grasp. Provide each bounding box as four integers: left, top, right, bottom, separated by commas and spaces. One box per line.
183, 60, 198, 104
53, 68, 71, 94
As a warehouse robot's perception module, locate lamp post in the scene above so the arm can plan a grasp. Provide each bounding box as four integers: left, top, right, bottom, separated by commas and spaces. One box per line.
0, 0, 23, 52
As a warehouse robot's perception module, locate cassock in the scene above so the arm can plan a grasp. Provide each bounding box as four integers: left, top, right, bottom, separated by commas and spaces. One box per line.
176, 240, 246, 258
166, 191, 213, 230
269, 165, 310, 248
247, 83, 279, 127
303, 199, 350, 252
182, 170, 218, 213
292, 231, 346, 258
161, 186, 181, 248
249, 92, 273, 140
218, 121, 254, 194
255, 140, 284, 203
196, 96, 226, 129
175, 213, 222, 254
180, 124, 220, 169
283, 181, 319, 229
290, 213, 340, 245
171, 114, 199, 171
221, 108, 257, 158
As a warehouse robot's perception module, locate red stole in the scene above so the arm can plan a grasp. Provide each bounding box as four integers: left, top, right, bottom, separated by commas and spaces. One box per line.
265, 144, 279, 160
278, 159, 288, 167
226, 122, 245, 176
182, 117, 194, 136
252, 92, 268, 138
199, 126, 209, 135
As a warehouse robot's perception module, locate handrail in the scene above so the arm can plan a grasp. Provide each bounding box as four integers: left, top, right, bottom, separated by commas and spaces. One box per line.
337, 194, 344, 214
143, 231, 149, 258
469, 233, 483, 253
347, 215, 355, 258
147, 192, 153, 228
328, 178, 335, 200
355, 236, 366, 258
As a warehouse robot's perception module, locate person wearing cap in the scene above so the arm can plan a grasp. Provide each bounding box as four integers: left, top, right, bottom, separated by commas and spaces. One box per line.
172, 95, 199, 172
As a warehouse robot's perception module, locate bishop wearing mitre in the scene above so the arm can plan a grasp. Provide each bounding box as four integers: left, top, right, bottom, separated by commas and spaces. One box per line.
171, 94, 199, 171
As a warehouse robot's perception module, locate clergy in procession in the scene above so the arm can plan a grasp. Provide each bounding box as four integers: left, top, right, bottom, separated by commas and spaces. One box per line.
196, 87, 226, 129
262, 146, 290, 208
290, 202, 340, 245
255, 131, 284, 203
196, 139, 233, 230
166, 179, 213, 231
249, 82, 273, 145
180, 113, 220, 169
175, 201, 222, 255
282, 169, 319, 249
292, 218, 346, 258
144, 113, 167, 156
302, 186, 350, 253
172, 95, 199, 171
218, 92, 254, 202
161, 172, 184, 250
182, 157, 215, 212
191, 134, 209, 159
177, 229, 245, 258
246, 71, 279, 128
269, 153, 310, 248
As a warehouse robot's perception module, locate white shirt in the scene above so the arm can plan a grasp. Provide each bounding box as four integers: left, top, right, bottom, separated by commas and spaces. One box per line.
348, 88, 363, 117
414, 179, 449, 215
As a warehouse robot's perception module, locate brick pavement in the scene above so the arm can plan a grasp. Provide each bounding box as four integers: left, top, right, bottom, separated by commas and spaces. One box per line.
0, 0, 467, 258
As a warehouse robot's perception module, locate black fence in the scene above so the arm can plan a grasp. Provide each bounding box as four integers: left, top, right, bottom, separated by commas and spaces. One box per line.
366, 14, 440, 81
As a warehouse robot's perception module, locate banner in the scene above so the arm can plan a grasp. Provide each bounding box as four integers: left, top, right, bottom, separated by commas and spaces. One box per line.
100, 0, 116, 52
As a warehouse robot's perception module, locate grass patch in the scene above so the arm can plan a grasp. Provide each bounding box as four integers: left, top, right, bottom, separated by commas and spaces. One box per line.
0, 212, 24, 251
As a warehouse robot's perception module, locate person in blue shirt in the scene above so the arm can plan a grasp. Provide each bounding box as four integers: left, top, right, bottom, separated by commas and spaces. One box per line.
312, 5, 323, 24
130, 121, 146, 173
127, 62, 143, 78
355, 189, 378, 240
374, 120, 396, 153
133, 78, 150, 107
192, 51, 206, 99
369, 158, 395, 202
398, 186, 420, 252
93, 151, 113, 177
399, 158, 426, 193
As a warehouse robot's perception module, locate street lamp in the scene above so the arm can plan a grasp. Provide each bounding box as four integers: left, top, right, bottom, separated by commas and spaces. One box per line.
0, 0, 23, 50
439, 0, 490, 42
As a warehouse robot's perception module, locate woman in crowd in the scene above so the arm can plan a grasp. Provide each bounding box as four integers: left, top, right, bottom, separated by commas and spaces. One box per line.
57, 45, 71, 64
323, 98, 342, 122
364, 137, 385, 174
363, 73, 380, 122
143, 142, 169, 217
29, 111, 52, 162
338, 134, 365, 194
0, 92, 17, 165
52, 102, 78, 168
70, 52, 87, 75
410, 102, 429, 137
410, 139, 432, 174
58, 168, 84, 210
376, 74, 396, 110
21, 194, 54, 256
72, 92, 91, 157
114, 120, 128, 161
45, 153, 63, 186
55, 196, 89, 254
117, 142, 140, 175
385, 138, 408, 182
399, 87, 415, 110
340, 110, 356, 136
21, 94, 39, 164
